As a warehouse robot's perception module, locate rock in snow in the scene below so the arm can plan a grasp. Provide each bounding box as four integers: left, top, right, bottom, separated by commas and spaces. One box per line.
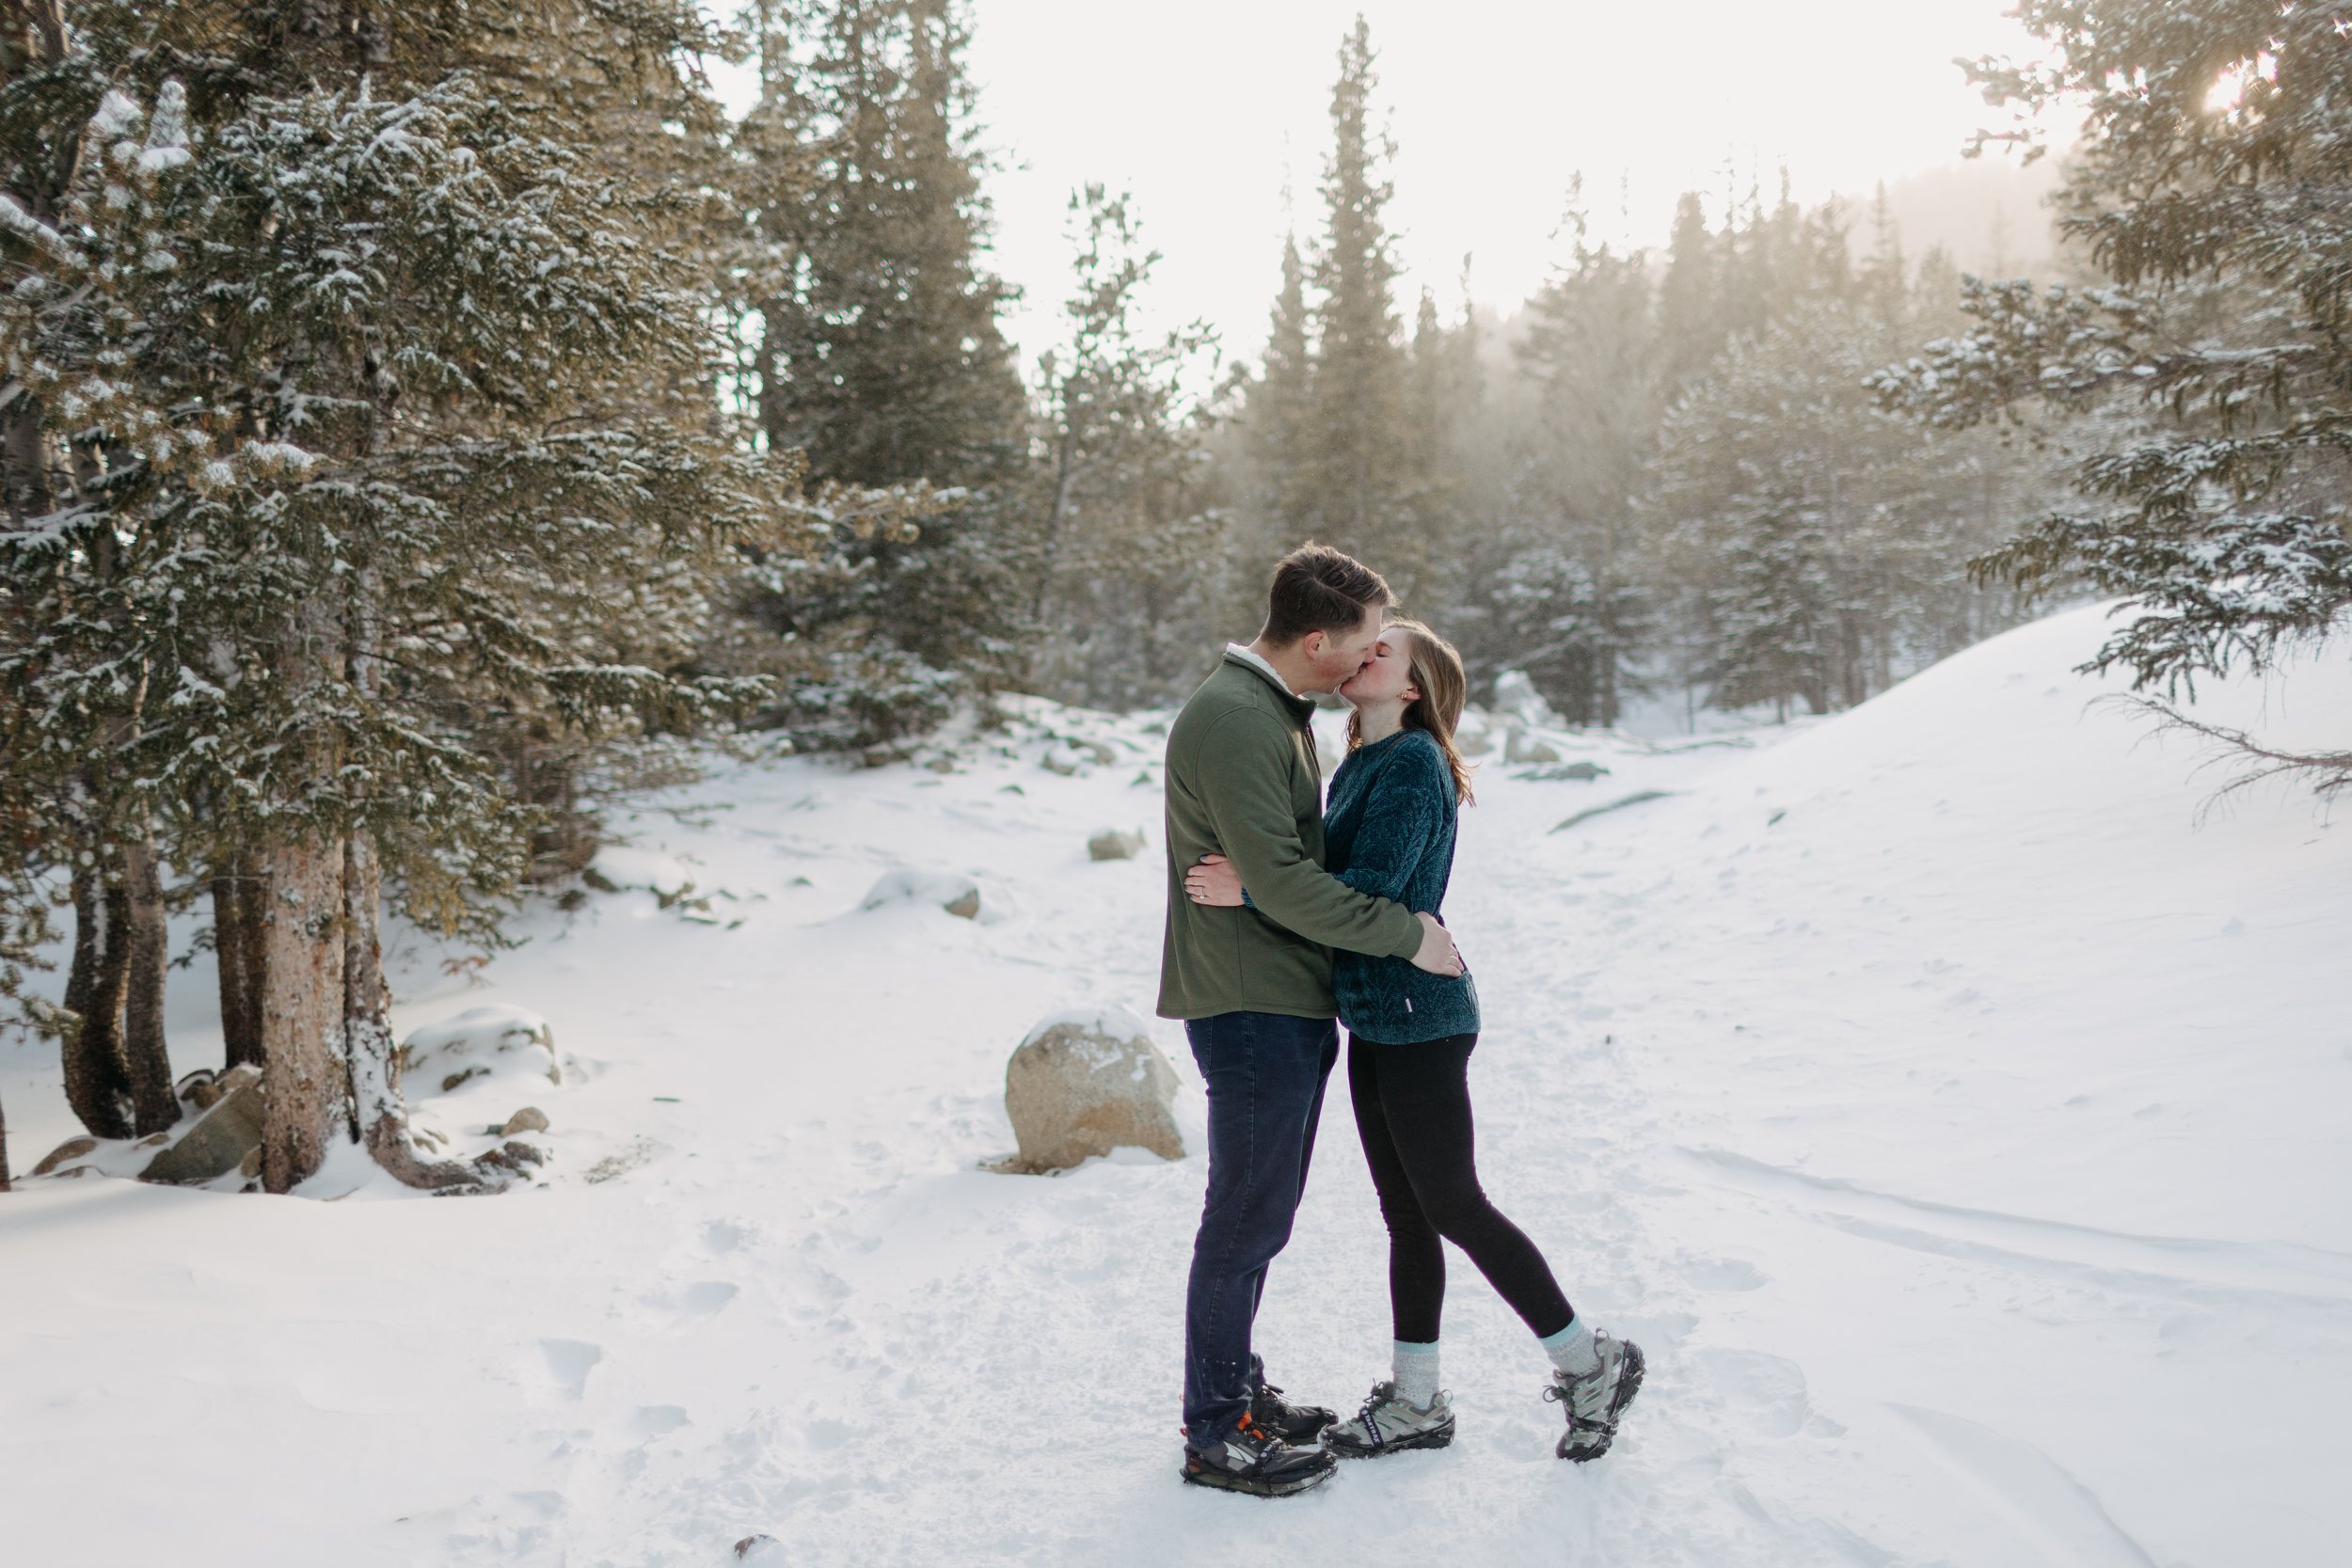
1087, 828, 1145, 861
861, 868, 981, 919
500, 1106, 550, 1136
399, 1005, 561, 1093
997, 1006, 1184, 1174
139, 1063, 264, 1184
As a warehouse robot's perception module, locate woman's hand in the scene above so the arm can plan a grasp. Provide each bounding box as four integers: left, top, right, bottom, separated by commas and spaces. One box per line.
1185, 852, 1246, 907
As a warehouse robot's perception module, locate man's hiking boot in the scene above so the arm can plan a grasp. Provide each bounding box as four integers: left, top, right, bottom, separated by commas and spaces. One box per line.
1322, 1381, 1455, 1458
1544, 1330, 1645, 1462
1248, 1378, 1335, 1444
1180, 1412, 1337, 1497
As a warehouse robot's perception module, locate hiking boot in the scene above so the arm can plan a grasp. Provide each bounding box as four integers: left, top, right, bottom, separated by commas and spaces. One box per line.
1248, 1378, 1335, 1444
1322, 1381, 1455, 1458
1544, 1330, 1645, 1462
1180, 1412, 1338, 1497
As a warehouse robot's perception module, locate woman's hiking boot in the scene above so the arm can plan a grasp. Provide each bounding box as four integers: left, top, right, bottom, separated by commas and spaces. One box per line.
1248, 1378, 1336, 1443
1180, 1412, 1337, 1497
1544, 1330, 1645, 1461
1322, 1381, 1455, 1457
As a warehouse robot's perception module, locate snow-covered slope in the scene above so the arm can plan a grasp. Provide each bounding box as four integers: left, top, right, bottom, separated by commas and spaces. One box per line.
2, 603, 2344, 1567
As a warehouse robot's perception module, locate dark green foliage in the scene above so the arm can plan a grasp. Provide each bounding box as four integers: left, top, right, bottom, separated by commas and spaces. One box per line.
1880, 1, 2352, 705
1028, 185, 1226, 710
732, 0, 1031, 743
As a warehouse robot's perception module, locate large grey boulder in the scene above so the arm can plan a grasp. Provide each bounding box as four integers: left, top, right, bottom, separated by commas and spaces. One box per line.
140, 1063, 265, 1184
997, 1006, 1184, 1174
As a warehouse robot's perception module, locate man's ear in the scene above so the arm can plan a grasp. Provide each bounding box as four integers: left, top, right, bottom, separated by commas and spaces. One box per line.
1298, 629, 1327, 660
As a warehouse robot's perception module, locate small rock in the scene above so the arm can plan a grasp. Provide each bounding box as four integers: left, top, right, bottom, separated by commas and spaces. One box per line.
1505, 729, 1562, 765
1041, 745, 1085, 776
501, 1106, 550, 1136
136, 1131, 171, 1148
1559, 760, 1608, 781
862, 869, 981, 920
239, 1147, 262, 1179
1088, 829, 1145, 862
30, 1136, 97, 1178
994, 1006, 1184, 1175
475, 1140, 546, 1175
140, 1063, 266, 1184
927, 755, 956, 774
735, 1535, 787, 1562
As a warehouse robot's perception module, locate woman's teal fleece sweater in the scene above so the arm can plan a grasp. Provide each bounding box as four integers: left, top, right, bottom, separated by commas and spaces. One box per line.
1324, 728, 1481, 1043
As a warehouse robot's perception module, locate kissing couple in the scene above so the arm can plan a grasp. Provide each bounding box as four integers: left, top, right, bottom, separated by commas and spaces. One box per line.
1157, 542, 1644, 1497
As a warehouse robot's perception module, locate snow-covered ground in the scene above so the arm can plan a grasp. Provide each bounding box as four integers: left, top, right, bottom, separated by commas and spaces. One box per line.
4, 602, 2346, 1567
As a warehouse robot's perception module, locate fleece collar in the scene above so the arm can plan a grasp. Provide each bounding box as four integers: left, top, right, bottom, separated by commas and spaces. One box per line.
1222, 643, 1317, 719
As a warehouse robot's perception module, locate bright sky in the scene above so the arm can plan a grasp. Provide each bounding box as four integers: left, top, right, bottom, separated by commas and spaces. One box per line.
716, 2, 2063, 377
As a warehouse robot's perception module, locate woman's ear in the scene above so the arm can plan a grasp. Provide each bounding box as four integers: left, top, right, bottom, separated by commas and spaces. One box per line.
1402, 684, 1422, 706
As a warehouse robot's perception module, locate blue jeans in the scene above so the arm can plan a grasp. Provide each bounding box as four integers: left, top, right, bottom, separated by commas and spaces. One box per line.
1181, 1010, 1341, 1444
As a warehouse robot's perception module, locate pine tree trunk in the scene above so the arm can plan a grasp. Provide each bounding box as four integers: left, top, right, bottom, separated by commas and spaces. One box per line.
1, 1086, 11, 1191
258, 834, 345, 1193
120, 827, 177, 1135
59, 860, 135, 1140
213, 854, 266, 1070
342, 832, 475, 1189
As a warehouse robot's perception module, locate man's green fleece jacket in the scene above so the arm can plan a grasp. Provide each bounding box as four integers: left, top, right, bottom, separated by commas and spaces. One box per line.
1156, 650, 1424, 1020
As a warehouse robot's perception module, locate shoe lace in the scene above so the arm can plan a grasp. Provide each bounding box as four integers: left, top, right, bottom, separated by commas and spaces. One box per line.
1543, 1382, 1618, 1437
1231, 1411, 1282, 1461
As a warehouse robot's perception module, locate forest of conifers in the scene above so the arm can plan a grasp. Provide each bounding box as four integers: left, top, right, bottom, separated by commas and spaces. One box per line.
5, 1, 2347, 1192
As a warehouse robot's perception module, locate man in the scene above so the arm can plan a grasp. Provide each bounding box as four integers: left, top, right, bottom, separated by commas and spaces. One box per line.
1158, 543, 1465, 1497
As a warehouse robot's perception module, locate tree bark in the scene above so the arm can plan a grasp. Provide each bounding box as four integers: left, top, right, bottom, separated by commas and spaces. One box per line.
59, 862, 135, 1140
342, 832, 475, 1189
213, 854, 266, 1070
1, 1086, 11, 1191
258, 834, 344, 1193
119, 827, 177, 1135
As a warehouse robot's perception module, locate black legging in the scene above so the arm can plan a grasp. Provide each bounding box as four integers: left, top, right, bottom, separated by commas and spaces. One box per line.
1348, 1031, 1575, 1343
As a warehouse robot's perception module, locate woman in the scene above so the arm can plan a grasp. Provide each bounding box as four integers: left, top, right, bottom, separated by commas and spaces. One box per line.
1184, 620, 1643, 1462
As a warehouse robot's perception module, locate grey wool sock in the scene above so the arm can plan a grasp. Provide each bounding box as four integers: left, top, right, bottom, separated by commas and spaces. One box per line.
1540, 1316, 1601, 1377
1391, 1340, 1440, 1408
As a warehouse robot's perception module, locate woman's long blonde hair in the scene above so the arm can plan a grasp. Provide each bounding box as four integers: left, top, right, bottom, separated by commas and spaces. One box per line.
1346, 617, 1477, 805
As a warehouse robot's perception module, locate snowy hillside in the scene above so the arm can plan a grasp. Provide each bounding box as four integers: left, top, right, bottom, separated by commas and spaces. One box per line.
3, 603, 2346, 1568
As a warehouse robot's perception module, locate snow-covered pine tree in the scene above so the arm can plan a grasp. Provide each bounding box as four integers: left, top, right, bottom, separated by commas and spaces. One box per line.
1876, 1, 2352, 789
1402, 280, 1484, 613
1658, 198, 2047, 717
1, 1, 796, 1189
1296, 17, 1422, 598
1244, 231, 1316, 561
734, 0, 1029, 745
1028, 185, 1222, 709
1486, 189, 1661, 723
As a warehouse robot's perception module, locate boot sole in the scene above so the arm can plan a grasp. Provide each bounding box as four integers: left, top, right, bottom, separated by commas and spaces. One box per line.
1557, 1341, 1645, 1463
1327, 1418, 1456, 1459
1180, 1461, 1337, 1497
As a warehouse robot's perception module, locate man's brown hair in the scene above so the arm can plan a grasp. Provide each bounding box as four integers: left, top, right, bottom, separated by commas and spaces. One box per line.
1261, 542, 1392, 646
